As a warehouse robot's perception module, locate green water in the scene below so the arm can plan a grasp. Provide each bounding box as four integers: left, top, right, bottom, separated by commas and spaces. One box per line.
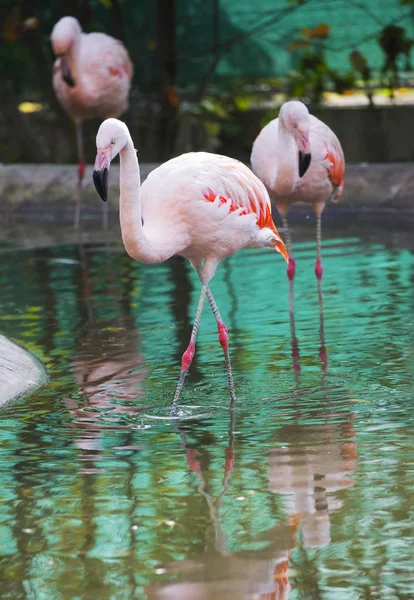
0, 225, 412, 599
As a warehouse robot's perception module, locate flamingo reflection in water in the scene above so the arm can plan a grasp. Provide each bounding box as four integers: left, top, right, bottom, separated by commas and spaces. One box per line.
149, 269, 358, 598
267, 414, 357, 551
281, 263, 358, 549
64, 245, 148, 459
147, 401, 299, 600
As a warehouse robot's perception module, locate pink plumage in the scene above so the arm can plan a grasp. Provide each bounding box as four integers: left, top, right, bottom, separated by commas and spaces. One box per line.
251, 100, 345, 281
51, 16, 133, 227
92, 119, 288, 408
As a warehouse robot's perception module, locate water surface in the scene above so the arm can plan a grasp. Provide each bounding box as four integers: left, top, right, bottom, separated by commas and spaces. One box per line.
0, 223, 412, 599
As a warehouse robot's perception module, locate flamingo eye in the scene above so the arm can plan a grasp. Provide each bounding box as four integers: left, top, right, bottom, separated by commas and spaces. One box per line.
111, 138, 116, 145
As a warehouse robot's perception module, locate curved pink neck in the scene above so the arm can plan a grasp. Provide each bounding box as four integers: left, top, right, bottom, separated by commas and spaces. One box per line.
118, 143, 187, 263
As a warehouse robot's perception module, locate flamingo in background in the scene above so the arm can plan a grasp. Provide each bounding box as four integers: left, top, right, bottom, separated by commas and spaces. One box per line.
92, 118, 288, 409
50, 16, 133, 228
251, 100, 345, 283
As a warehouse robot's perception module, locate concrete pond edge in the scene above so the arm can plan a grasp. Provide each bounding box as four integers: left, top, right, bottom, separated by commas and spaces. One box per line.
0, 162, 413, 223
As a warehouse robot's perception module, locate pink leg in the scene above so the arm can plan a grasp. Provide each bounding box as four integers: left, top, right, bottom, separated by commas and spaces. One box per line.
171, 282, 207, 414
78, 158, 86, 183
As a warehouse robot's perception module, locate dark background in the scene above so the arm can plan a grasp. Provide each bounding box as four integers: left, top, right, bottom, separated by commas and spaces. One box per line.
0, 0, 413, 164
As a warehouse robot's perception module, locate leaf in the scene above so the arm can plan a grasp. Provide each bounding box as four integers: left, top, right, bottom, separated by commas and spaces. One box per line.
3, 10, 21, 43
234, 96, 250, 111
300, 23, 330, 39
164, 85, 179, 108
287, 40, 311, 51
349, 51, 367, 72
203, 122, 220, 137
200, 98, 229, 119
18, 102, 43, 114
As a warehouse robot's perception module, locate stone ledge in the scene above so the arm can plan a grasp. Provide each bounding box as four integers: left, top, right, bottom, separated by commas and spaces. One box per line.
1, 162, 413, 220
0, 335, 48, 406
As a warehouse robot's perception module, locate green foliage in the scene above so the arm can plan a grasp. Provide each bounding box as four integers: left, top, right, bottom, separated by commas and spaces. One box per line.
286, 24, 355, 103
379, 24, 412, 72
378, 24, 413, 96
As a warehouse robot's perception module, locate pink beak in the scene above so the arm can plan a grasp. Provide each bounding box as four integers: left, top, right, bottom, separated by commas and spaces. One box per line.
93, 147, 111, 202
94, 147, 111, 171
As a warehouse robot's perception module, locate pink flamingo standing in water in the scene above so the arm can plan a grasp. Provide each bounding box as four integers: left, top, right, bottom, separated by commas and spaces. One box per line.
92, 118, 288, 409
51, 16, 133, 228
251, 100, 345, 283
251, 101, 345, 367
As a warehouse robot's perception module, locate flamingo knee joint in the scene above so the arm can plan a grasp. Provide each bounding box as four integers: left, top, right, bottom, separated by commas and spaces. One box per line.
181, 342, 195, 371
218, 322, 229, 352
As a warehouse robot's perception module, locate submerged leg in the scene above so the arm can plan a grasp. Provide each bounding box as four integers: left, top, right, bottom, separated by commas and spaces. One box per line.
315, 213, 323, 280
282, 215, 296, 321
204, 283, 236, 401
317, 275, 328, 371
281, 215, 300, 371
171, 281, 207, 413
74, 122, 85, 230
315, 209, 327, 369
281, 215, 295, 281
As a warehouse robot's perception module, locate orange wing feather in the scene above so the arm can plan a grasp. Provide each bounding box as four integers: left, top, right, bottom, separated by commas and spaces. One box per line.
204, 190, 288, 262
325, 138, 345, 202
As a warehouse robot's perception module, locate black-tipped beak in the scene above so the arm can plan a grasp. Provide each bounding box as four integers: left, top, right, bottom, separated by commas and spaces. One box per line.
60, 58, 75, 87
298, 151, 311, 178
93, 168, 108, 202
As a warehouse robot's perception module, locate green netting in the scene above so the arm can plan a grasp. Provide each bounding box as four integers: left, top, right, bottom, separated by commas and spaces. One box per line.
0, 0, 412, 95
209, 0, 414, 80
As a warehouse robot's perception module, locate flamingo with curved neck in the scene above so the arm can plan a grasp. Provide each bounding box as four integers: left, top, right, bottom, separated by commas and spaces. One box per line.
93, 118, 288, 409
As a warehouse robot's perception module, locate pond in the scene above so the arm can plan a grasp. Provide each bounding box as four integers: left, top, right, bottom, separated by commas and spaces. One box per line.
0, 222, 412, 599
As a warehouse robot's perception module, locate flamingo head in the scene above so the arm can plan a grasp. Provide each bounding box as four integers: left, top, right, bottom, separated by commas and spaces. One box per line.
50, 17, 81, 56
279, 101, 311, 178
93, 119, 130, 202
51, 17, 81, 87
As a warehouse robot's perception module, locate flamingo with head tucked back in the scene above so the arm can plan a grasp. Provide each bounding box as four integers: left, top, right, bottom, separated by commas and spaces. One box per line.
251, 100, 345, 283
92, 118, 288, 409
50, 16, 133, 228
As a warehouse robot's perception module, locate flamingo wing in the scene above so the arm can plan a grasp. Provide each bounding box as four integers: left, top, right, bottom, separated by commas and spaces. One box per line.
79, 33, 133, 91
324, 135, 345, 202
142, 152, 288, 261
201, 155, 288, 260
309, 115, 345, 203
105, 39, 133, 81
